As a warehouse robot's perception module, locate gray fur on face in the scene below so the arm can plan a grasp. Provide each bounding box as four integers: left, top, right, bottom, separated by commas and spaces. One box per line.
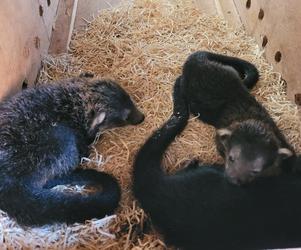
217, 120, 293, 185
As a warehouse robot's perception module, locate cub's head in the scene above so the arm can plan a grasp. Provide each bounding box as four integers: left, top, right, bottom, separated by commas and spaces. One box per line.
217, 120, 293, 185
83, 79, 144, 138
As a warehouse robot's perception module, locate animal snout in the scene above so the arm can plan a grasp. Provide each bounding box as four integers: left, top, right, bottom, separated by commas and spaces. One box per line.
225, 168, 253, 186
129, 110, 145, 125
227, 176, 243, 185
226, 173, 254, 186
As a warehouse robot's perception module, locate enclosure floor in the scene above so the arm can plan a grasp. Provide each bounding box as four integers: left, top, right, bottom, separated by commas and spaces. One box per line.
1, 0, 300, 249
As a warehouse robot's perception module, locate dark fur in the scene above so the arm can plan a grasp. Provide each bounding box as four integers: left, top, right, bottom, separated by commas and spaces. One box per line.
182, 51, 295, 184
0, 76, 144, 225
133, 77, 301, 250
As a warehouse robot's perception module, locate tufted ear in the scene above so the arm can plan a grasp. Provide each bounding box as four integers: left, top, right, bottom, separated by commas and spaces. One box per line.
217, 128, 232, 138
217, 128, 232, 147
91, 112, 106, 129
278, 148, 293, 159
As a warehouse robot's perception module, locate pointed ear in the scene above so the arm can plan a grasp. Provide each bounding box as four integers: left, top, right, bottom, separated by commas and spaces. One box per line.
278, 148, 293, 159
91, 112, 106, 129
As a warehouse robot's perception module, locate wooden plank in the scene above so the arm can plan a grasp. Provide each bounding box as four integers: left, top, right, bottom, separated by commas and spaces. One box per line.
232, 0, 301, 105
48, 0, 77, 54
215, 0, 242, 28
0, 0, 51, 100
74, 0, 122, 30
194, 0, 217, 15
38, 0, 60, 40
67, 0, 79, 48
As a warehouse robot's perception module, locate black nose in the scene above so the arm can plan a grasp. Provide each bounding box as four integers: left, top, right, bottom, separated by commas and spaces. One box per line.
131, 112, 145, 125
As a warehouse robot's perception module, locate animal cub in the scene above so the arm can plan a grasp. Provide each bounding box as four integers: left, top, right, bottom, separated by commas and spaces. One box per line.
0, 75, 144, 225
133, 78, 301, 249
181, 51, 295, 184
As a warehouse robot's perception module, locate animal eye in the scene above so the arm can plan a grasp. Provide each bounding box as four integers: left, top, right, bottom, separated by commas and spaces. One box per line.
228, 155, 235, 163
122, 109, 131, 121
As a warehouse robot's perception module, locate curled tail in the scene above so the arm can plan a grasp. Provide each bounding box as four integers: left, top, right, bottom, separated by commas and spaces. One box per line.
2, 169, 120, 225
186, 51, 259, 89
133, 77, 189, 199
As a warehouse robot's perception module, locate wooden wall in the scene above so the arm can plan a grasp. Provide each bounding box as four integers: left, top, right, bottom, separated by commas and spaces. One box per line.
0, 0, 120, 100
216, 0, 301, 106
0, 0, 300, 107
0, 0, 59, 100
75, 0, 121, 30
49, 0, 78, 54
49, 0, 122, 54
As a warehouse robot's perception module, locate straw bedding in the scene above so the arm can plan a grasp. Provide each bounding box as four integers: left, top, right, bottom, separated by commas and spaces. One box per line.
1, 0, 300, 249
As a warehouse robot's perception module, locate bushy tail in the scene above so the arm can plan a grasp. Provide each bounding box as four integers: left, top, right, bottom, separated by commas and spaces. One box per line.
187, 51, 259, 89
2, 169, 120, 225
133, 77, 189, 198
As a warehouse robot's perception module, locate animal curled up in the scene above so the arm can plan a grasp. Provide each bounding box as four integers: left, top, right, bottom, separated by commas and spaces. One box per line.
181, 51, 296, 185
133, 77, 301, 250
0, 74, 144, 225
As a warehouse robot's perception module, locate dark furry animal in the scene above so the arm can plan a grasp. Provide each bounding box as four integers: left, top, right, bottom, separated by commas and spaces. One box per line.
133, 77, 301, 250
0, 76, 144, 225
182, 51, 295, 184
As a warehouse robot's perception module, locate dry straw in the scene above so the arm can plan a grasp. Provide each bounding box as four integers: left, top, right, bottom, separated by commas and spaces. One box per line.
1, 0, 300, 249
